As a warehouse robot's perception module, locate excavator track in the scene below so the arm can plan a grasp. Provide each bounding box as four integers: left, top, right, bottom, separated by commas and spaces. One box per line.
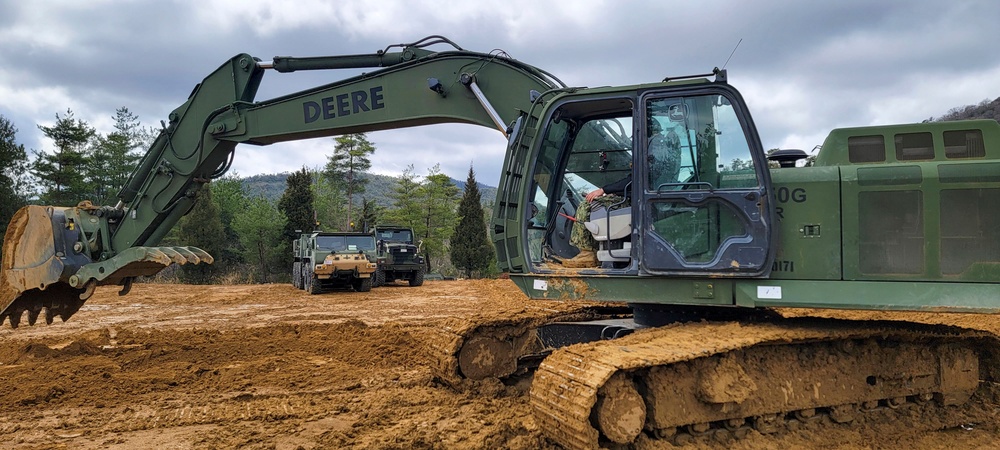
425, 306, 630, 385
531, 317, 989, 449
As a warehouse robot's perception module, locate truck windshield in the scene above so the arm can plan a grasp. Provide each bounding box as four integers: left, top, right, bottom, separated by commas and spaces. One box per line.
316, 235, 376, 252
377, 230, 412, 242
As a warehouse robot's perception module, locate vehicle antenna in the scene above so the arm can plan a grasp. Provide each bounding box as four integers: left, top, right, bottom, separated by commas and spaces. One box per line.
722, 38, 743, 70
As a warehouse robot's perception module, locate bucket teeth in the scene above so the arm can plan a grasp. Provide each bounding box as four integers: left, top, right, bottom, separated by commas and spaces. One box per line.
6, 308, 21, 329
138, 246, 214, 266
1, 239, 215, 328
153, 247, 186, 265
168, 247, 213, 265
141, 248, 174, 267
26, 307, 40, 326
171, 247, 200, 264
187, 247, 214, 264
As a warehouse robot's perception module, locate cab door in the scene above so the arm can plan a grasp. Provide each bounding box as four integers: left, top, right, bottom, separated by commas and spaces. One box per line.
638, 85, 774, 276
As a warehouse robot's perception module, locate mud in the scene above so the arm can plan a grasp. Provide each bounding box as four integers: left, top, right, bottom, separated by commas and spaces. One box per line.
1, 280, 999, 449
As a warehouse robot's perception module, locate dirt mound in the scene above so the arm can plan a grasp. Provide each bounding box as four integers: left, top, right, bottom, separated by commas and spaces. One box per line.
14, 340, 103, 362
0, 280, 999, 449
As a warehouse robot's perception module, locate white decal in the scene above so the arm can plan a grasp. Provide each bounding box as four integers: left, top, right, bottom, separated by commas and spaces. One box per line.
533, 279, 548, 291
757, 286, 782, 299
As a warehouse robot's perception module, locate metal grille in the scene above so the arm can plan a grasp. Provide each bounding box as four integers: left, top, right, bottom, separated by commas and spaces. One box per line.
858, 190, 924, 274
941, 188, 1000, 275
390, 248, 416, 264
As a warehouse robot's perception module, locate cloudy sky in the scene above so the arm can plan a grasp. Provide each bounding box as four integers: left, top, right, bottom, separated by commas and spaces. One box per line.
2, 0, 999, 186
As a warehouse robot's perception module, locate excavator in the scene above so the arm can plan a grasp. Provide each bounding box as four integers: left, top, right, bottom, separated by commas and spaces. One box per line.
3, 35, 1000, 448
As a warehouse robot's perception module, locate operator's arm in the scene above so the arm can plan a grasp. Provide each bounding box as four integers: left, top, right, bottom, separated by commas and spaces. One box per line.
586, 174, 632, 202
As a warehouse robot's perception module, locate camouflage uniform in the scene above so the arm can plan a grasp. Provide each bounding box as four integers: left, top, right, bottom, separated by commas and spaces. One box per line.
571, 194, 625, 251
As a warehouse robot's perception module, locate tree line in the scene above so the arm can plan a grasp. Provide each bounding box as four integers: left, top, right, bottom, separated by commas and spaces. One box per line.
1, 108, 148, 240
0, 111, 497, 283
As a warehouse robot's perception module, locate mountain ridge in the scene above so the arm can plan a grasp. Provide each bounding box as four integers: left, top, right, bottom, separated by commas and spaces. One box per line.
239, 172, 498, 207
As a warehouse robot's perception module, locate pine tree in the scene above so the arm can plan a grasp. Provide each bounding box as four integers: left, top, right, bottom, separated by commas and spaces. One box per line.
232, 196, 286, 283
0, 115, 30, 249
385, 164, 459, 271
88, 107, 144, 204
353, 197, 381, 232
32, 109, 96, 205
384, 165, 421, 227
416, 165, 460, 271
324, 133, 375, 230
312, 169, 346, 231
278, 167, 315, 270
210, 174, 250, 267
177, 183, 226, 283
451, 165, 495, 278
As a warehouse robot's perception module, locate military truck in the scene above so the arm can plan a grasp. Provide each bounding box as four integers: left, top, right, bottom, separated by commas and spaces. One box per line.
372, 225, 425, 287
292, 231, 378, 294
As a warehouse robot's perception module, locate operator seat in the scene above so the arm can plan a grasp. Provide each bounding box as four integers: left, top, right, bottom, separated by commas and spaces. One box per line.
584, 199, 632, 265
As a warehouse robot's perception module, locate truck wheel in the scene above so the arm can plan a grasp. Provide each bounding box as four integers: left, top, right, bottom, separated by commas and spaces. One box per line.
307, 274, 322, 295
353, 276, 373, 292
409, 266, 425, 287
374, 269, 385, 287
292, 263, 301, 289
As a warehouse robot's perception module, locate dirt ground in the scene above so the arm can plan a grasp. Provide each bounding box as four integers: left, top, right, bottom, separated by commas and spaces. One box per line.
1, 279, 999, 449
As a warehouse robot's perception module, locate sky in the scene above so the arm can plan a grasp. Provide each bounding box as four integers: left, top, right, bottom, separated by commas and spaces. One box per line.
2, 0, 1000, 187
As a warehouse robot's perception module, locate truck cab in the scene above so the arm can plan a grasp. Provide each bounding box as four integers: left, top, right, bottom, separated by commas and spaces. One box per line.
293, 231, 378, 293
371, 225, 425, 287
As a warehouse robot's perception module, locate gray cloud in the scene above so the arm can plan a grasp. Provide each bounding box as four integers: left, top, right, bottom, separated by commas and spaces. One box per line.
2, 0, 998, 188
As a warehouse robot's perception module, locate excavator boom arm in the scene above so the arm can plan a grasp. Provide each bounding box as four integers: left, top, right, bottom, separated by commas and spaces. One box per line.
0, 38, 561, 327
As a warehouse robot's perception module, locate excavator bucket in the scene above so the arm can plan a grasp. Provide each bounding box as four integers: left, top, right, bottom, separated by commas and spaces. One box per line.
0, 205, 84, 327
1, 205, 213, 328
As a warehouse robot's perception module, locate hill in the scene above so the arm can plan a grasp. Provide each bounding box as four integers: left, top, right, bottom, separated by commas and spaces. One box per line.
931, 96, 1000, 122
239, 172, 498, 207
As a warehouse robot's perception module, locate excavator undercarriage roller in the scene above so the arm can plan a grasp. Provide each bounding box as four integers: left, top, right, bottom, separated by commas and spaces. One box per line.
531, 318, 987, 449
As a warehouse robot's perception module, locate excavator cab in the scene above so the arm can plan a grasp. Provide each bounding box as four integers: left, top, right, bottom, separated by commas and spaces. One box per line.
508, 76, 775, 281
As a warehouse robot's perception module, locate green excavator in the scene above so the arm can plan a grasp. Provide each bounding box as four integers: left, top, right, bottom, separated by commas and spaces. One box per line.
3, 35, 1000, 448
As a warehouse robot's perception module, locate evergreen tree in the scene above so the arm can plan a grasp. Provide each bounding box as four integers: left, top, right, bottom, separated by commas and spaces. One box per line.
177, 183, 226, 283
385, 164, 459, 271
0, 115, 30, 248
450, 165, 495, 278
353, 197, 382, 232
32, 109, 96, 205
232, 196, 286, 283
312, 169, 346, 231
210, 174, 250, 267
278, 167, 315, 269
324, 133, 375, 230
384, 165, 421, 226
88, 107, 144, 204
416, 165, 460, 271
